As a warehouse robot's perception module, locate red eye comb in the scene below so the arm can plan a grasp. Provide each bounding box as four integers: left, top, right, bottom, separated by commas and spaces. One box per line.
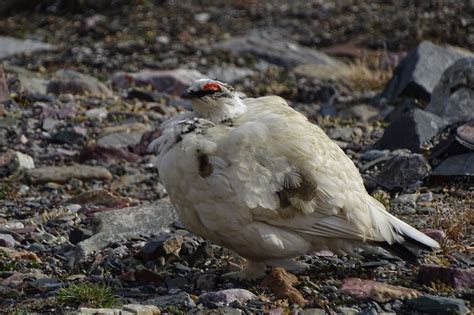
202, 82, 221, 92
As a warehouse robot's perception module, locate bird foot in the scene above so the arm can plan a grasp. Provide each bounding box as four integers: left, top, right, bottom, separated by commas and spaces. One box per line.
267, 258, 310, 274
222, 260, 266, 281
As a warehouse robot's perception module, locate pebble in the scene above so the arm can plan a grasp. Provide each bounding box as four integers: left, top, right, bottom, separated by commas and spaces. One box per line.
139, 234, 184, 261
199, 288, 256, 307
0, 234, 16, 248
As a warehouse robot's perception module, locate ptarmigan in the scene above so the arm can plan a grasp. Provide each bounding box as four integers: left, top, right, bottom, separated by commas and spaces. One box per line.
149, 79, 440, 280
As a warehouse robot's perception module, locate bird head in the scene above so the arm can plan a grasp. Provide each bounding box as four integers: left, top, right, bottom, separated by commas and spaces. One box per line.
182, 79, 247, 122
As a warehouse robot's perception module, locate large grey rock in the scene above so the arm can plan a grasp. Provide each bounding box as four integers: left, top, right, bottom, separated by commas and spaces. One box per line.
90, 198, 177, 236
0, 36, 56, 60
406, 295, 468, 315
47, 69, 112, 96
72, 199, 178, 265
214, 32, 339, 69
432, 153, 474, 177
426, 57, 474, 123
207, 65, 256, 83
113, 69, 206, 95
376, 153, 431, 191
376, 108, 448, 152
379, 41, 468, 103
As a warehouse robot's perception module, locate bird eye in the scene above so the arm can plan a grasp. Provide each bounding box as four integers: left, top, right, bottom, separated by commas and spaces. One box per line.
202, 82, 221, 92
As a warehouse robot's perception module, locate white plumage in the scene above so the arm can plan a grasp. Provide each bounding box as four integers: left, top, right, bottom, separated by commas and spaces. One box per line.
150, 79, 439, 280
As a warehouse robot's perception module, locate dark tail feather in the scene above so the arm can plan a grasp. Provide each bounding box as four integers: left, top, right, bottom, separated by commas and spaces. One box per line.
377, 242, 419, 263
373, 233, 437, 264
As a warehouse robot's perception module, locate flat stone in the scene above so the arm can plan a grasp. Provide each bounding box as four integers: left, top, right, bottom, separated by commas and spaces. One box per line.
199, 289, 256, 306
377, 153, 431, 191
26, 165, 112, 184
418, 264, 474, 289
406, 295, 468, 315
379, 41, 469, 103
376, 109, 448, 152
214, 31, 339, 69
47, 69, 112, 97
341, 278, 420, 303
122, 304, 160, 315
0, 36, 56, 59
207, 65, 256, 83
426, 57, 474, 123
113, 68, 205, 95
72, 199, 177, 264
143, 292, 196, 309
90, 198, 177, 235
431, 153, 474, 177
97, 122, 150, 149
74, 307, 127, 315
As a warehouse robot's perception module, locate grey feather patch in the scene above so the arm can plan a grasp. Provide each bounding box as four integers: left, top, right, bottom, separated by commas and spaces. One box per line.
198, 153, 213, 178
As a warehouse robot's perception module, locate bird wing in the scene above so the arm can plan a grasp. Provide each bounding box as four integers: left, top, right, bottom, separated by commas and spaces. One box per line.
215, 96, 400, 243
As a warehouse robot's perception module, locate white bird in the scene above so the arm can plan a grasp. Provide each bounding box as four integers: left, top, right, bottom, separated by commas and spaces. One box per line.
149, 79, 440, 280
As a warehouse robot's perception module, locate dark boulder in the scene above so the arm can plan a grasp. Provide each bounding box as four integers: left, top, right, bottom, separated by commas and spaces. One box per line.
426, 57, 474, 123
376, 108, 448, 152
379, 41, 467, 104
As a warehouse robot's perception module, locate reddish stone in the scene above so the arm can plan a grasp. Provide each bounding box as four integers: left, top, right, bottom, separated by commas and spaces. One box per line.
418, 264, 474, 289
341, 278, 420, 302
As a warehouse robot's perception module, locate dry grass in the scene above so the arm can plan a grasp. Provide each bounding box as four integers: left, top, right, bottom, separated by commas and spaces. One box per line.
293, 49, 394, 92
431, 197, 474, 249
345, 50, 395, 91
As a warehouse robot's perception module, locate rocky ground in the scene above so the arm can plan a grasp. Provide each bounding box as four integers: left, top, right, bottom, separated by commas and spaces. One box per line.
0, 1, 473, 314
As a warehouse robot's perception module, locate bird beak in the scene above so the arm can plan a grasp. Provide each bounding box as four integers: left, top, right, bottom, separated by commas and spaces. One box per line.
181, 89, 193, 99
